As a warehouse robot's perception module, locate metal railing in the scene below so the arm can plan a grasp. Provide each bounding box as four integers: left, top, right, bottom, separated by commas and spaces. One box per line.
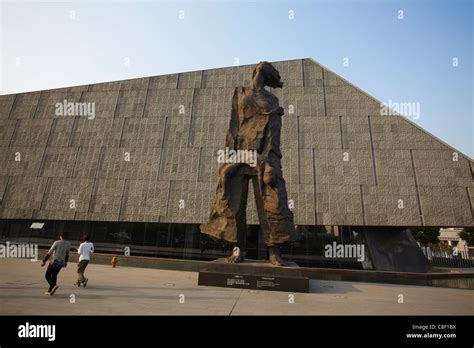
421, 246, 474, 268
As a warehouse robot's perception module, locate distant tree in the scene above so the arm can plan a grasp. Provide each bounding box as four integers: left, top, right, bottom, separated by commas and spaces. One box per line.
428, 242, 452, 253
459, 227, 474, 246
410, 227, 440, 246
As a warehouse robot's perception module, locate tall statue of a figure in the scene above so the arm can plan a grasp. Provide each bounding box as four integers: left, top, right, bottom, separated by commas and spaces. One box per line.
200, 62, 299, 266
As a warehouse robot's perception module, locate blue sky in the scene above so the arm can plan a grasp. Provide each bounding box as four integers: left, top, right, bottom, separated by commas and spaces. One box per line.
1, 0, 472, 157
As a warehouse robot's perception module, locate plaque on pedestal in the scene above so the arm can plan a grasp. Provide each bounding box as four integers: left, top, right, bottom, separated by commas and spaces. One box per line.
198, 258, 310, 293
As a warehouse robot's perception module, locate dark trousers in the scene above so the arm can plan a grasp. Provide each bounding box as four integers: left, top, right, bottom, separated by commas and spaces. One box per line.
45, 262, 63, 292
77, 260, 89, 283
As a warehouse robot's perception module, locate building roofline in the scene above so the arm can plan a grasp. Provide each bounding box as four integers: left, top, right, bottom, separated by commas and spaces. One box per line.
2, 56, 472, 162
306, 57, 473, 162
0, 58, 302, 97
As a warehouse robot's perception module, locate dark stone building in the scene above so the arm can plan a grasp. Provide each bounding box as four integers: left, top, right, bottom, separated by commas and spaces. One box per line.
0, 58, 472, 268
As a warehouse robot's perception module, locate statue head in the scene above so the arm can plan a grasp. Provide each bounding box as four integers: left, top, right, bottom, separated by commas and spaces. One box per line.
252, 61, 283, 88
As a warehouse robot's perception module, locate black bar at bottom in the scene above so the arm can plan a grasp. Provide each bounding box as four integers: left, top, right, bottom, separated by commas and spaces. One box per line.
0, 315, 471, 346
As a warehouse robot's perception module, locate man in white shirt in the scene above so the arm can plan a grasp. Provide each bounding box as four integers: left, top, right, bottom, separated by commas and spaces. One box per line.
76, 234, 94, 287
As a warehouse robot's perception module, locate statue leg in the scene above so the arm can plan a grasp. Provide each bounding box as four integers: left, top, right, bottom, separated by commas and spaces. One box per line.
201, 164, 245, 245
227, 170, 250, 263
267, 246, 287, 267
252, 164, 295, 266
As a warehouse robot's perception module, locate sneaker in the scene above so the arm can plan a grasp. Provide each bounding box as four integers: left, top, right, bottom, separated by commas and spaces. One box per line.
49, 285, 59, 295
75, 281, 81, 287
83, 278, 88, 288
44, 291, 51, 296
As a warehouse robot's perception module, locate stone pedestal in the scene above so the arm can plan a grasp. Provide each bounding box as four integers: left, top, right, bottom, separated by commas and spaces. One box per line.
198, 258, 310, 293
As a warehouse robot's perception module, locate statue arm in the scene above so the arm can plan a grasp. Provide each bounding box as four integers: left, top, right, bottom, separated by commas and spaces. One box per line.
225, 87, 241, 149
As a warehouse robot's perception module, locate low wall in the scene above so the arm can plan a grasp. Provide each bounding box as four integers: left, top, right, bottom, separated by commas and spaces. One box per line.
37, 250, 474, 289
38, 249, 207, 272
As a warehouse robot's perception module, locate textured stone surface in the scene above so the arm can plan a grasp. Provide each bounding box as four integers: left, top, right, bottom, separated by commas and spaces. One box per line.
0, 58, 472, 227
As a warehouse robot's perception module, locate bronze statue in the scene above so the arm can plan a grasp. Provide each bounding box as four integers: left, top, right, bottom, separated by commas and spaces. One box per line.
200, 61, 299, 266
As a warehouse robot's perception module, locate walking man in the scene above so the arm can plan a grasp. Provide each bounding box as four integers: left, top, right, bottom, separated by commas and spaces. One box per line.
76, 234, 94, 287
41, 232, 70, 295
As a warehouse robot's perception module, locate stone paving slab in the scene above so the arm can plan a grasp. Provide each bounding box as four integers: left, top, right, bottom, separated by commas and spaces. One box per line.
0, 259, 472, 315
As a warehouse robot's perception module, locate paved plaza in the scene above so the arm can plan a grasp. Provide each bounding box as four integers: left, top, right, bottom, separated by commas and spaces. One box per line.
0, 259, 472, 315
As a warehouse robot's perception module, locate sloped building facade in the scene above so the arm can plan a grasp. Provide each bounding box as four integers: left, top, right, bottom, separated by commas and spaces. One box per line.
0, 58, 472, 265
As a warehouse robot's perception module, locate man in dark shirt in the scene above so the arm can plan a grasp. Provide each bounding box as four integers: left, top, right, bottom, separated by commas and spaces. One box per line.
41, 232, 71, 295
